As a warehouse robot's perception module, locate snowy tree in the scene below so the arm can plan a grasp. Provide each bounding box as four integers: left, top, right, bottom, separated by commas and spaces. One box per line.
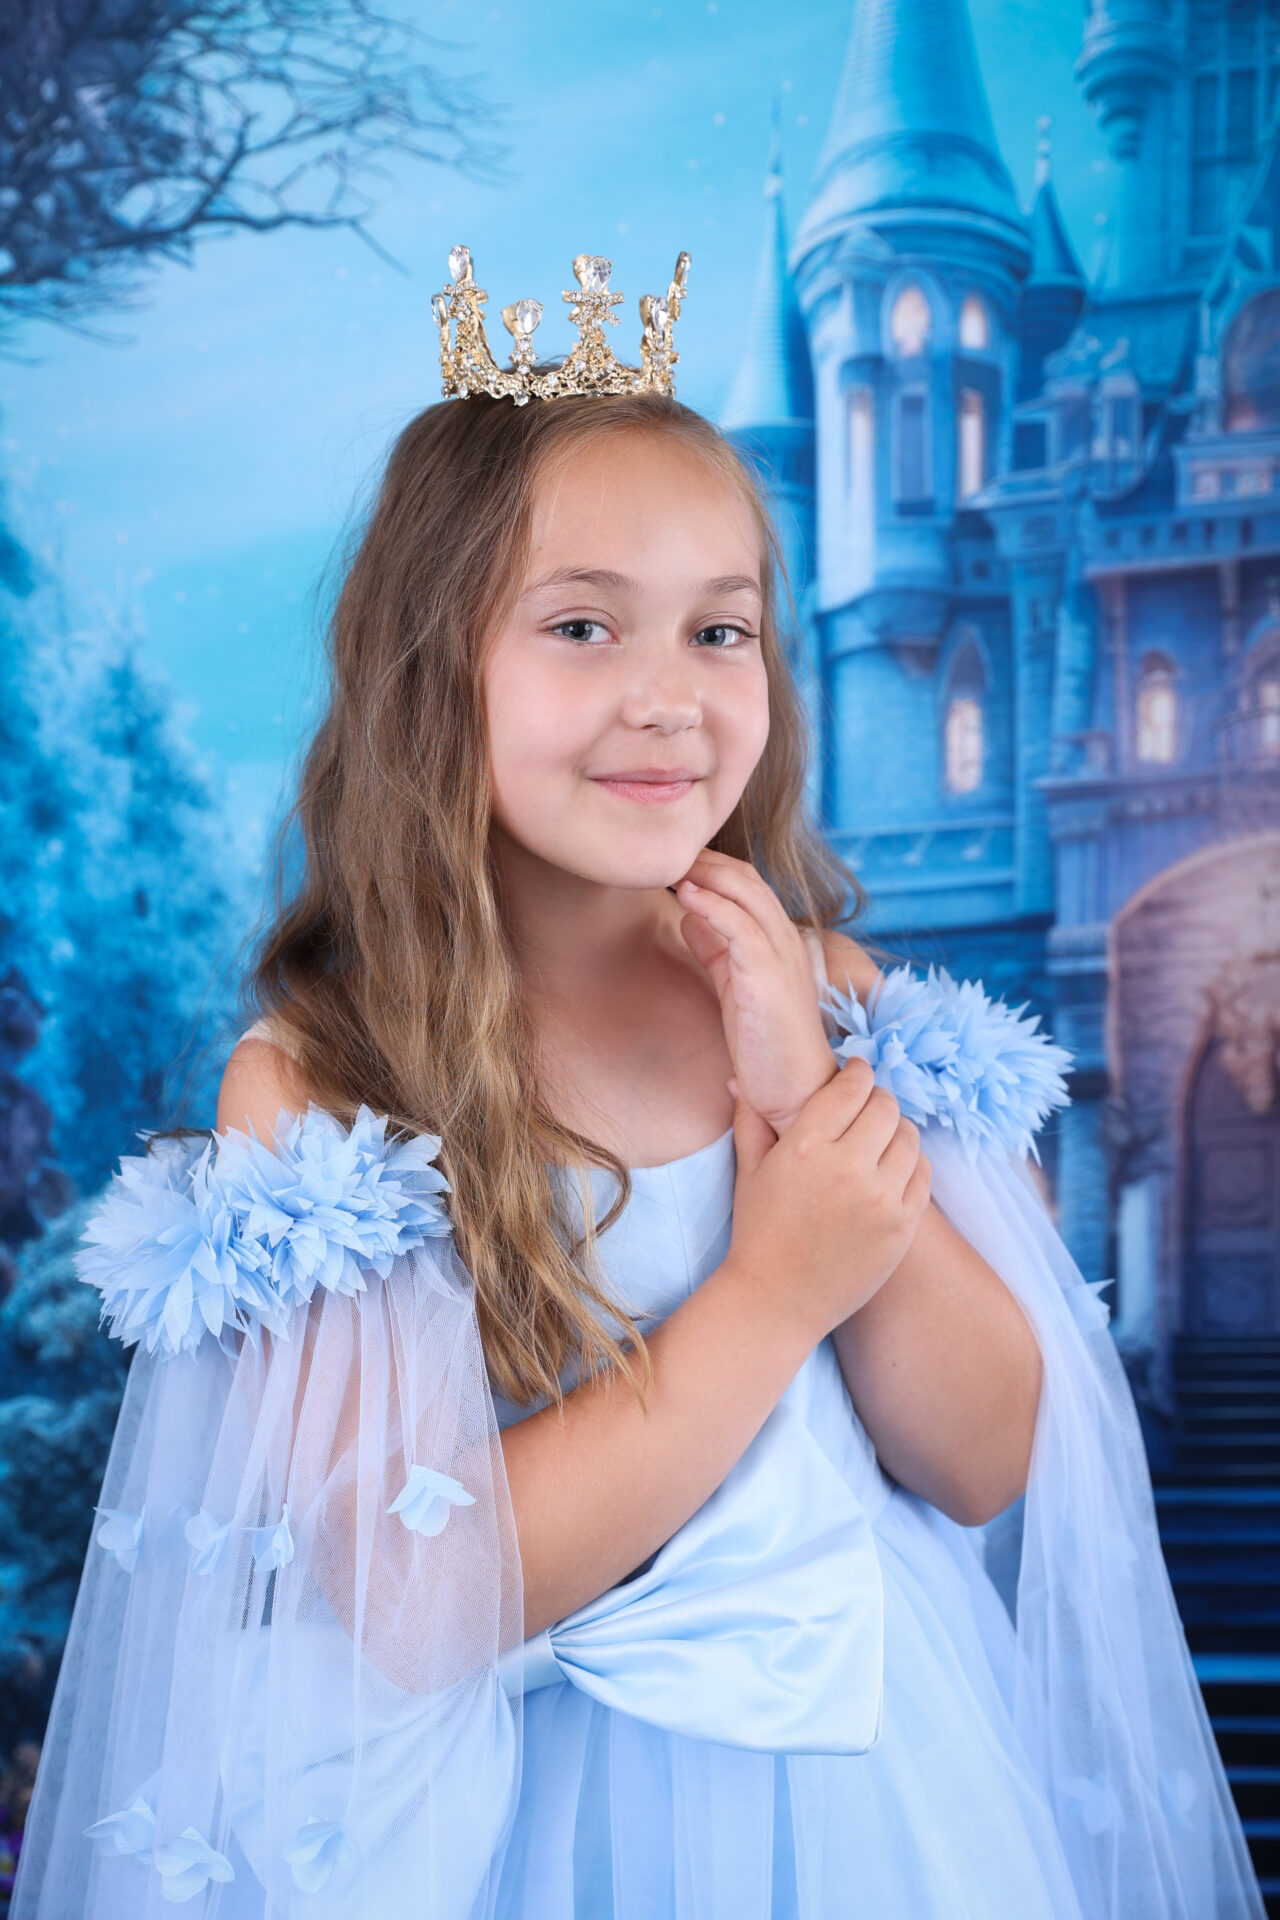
0, 473, 247, 1182
0, 0, 510, 331
0, 1196, 126, 1759
8, 604, 252, 1193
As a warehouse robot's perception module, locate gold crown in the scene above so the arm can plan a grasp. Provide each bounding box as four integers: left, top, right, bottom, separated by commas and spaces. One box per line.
433, 244, 691, 405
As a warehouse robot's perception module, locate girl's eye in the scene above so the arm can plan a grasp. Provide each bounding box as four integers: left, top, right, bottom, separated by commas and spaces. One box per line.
552, 618, 609, 645
693, 624, 755, 649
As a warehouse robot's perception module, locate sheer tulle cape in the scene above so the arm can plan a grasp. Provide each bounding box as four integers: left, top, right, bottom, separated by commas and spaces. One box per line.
818, 963, 1263, 1918
919, 1129, 1263, 1920
11, 1114, 524, 1918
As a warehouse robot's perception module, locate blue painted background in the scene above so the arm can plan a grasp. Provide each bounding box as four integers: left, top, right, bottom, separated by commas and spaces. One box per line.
1, 0, 1277, 1899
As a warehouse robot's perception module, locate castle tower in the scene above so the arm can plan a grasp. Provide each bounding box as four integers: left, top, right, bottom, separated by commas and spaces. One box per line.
721, 116, 819, 816
1074, 0, 1178, 289
1017, 119, 1087, 427
789, 0, 1031, 937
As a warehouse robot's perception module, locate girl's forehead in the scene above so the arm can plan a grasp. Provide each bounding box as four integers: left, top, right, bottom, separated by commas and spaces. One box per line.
528, 434, 761, 561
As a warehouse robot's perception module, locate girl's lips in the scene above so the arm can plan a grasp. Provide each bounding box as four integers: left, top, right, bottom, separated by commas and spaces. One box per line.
590, 777, 697, 805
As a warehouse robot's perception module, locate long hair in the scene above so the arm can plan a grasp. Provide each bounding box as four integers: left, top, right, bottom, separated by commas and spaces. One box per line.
247, 388, 869, 1411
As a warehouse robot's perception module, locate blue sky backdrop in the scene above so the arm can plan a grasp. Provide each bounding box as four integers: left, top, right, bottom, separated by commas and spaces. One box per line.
4, 0, 1108, 856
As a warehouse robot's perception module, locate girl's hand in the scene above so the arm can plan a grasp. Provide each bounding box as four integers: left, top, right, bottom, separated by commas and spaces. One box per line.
674, 848, 837, 1135
725, 1057, 932, 1343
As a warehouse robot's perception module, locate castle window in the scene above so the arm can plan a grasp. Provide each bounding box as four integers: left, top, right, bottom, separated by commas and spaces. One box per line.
959, 295, 990, 351
1190, 11, 1269, 239
1103, 387, 1138, 461
848, 386, 873, 520
1135, 653, 1177, 764
945, 699, 983, 793
890, 284, 932, 357
958, 389, 985, 500
1258, 675, 1280, 755
1224, 289, 1280, 432
1055, 397, 1089, 465
894, 390, 931, 502
942, 639, 986, 795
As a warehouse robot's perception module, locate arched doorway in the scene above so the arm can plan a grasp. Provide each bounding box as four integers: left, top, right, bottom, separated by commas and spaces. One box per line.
1184, 1034, 1280, 1334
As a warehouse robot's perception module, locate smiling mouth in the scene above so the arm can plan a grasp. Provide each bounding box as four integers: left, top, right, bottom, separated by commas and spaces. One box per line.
588, 775, 699, 805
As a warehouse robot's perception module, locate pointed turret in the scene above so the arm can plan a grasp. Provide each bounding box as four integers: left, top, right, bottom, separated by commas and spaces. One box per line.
722, 114, 813, 434
722, 112, 818, 820
1028, 125, 1084, 289
794, 0, 1028, 266
1075, 0, 1176, 287
1019, 119, 1087, 405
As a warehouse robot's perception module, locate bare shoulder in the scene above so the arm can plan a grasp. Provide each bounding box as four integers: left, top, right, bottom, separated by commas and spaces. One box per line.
813, 928, 884, 1003
216, 1029, 314, 1145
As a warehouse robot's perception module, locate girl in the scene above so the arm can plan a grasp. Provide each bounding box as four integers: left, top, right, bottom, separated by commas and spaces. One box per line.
12, 374, 1263, 1917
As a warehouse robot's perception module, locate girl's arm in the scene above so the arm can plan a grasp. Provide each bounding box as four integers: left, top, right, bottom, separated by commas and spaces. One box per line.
218, 1026, 929, 1642
498, 1250, 815, 1637
817, 933, 1043, 1528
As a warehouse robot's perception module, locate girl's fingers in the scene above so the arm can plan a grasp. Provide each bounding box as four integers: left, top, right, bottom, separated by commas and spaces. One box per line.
675, 879, 776, 976
679, 850, 796, 958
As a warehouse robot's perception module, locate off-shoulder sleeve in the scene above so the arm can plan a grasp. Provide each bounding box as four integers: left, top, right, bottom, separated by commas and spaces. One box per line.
11, 1108, 524, 1918
817, 964, 1263, 1919
237, 1014, 301, 1060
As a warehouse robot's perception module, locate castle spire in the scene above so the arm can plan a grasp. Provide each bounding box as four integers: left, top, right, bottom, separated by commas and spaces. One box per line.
721, 104, 813, 432
796, 0, 1026, 256
1028, 119, 1084, 286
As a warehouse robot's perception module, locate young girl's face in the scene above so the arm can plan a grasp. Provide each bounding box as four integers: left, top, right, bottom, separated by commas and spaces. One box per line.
482, 430, 770, 894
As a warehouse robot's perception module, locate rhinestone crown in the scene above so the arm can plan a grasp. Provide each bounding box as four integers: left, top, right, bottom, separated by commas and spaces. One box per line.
433, 244, 691, 405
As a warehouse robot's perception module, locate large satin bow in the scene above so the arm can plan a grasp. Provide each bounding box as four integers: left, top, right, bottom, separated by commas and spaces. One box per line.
502, 1400, 884, 1756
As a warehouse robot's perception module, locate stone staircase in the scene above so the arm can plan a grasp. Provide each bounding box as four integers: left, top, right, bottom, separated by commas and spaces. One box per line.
1155, 1338, 1280, 1914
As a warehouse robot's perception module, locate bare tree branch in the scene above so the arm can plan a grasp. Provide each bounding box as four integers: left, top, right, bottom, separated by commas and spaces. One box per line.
0, 0, 515, 331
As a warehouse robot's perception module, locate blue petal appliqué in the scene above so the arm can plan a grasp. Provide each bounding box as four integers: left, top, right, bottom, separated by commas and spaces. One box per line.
84, 1772, 162, 1862
152, 1826, 235, 1900
820, 964, 1073, 1162
76, 1104, 453, 1362
251, 1504, 295, 1572
387, 1463, 476, 1536
284, 1817, 356, 1891
94, 1505, 145, 1573
184, 1510, 235, 1577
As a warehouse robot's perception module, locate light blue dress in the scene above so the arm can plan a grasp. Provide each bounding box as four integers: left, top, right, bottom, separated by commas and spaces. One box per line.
9, 963, 1265, 1918
489, 1127, 1084, 1920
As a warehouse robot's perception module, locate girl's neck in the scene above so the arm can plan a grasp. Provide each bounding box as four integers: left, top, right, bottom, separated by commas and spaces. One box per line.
490, 824, 684, 1004
490, 827, 734, 1167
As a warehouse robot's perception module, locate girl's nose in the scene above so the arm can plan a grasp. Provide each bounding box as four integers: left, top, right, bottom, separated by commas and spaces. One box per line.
617, 639, 703, 731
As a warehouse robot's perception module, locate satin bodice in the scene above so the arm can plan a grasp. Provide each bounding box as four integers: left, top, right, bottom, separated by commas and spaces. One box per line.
493, 1122, 893, 1523
488, 1125, 736, 1429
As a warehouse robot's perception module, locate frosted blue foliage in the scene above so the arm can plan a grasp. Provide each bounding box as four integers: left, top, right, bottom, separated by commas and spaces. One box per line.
76, 1105, 453, 1361
387, 1463, 476, 1536
820, 964, 1073, 1163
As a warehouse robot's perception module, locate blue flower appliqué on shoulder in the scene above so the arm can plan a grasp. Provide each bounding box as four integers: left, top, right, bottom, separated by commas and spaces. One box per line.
820, 964, 1073, 1162
76, 1105, 453, 1361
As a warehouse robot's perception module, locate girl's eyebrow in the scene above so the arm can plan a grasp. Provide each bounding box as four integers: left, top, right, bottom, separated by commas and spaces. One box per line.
523, 565, 762, 601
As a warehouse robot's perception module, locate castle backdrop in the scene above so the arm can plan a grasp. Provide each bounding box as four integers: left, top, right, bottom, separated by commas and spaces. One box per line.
721, 0, 1280, 1446
0, 1, 1277, 1894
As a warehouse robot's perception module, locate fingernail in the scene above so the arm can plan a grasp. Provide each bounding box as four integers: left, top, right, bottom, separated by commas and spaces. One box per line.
727, 1077, 739, 1098
680, 878, 699, 892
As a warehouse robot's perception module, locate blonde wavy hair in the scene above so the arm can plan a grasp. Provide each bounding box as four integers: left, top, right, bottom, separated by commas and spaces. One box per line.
247, 388, 869, 1411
